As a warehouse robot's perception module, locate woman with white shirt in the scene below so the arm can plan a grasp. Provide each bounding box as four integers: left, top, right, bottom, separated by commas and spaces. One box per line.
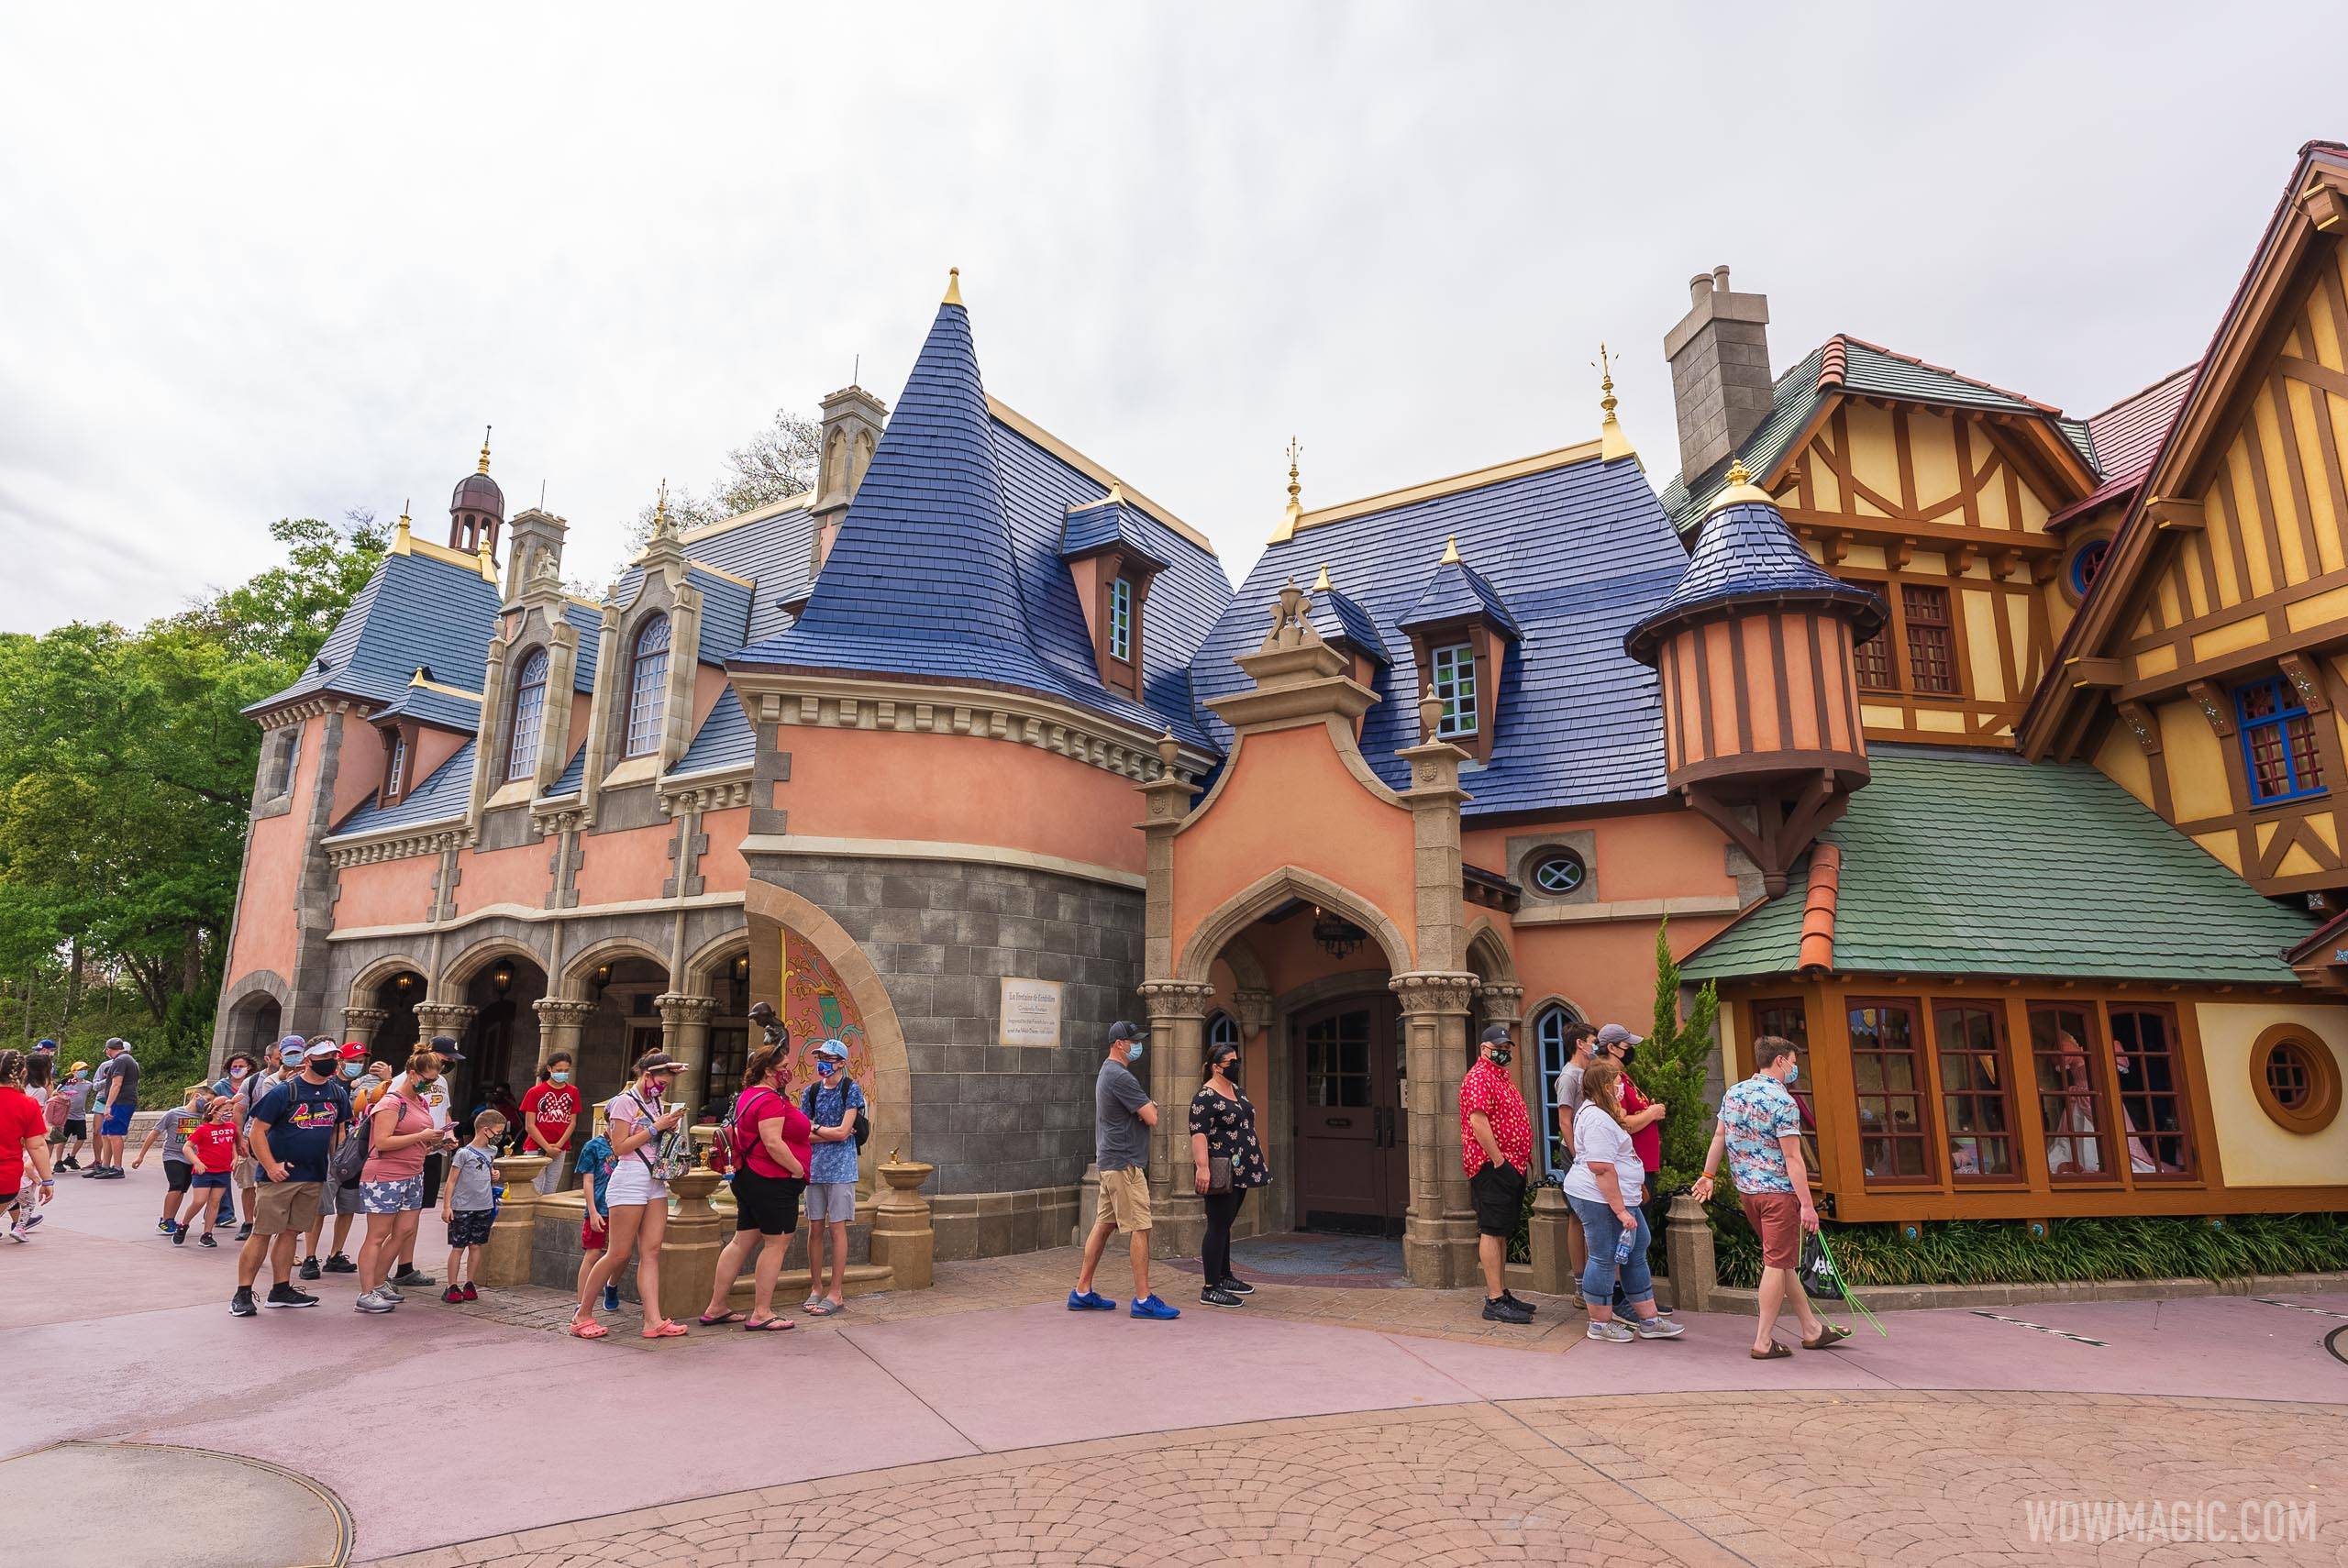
1561, 1059, 1684, 1343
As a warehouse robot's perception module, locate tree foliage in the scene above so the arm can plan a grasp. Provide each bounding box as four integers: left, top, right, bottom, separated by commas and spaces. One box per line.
625, 407, 821, 550
1629, 915, 1720, 1195
0, 514, 384, 1085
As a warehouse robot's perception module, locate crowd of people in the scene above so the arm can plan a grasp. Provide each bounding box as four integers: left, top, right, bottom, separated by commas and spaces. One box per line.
2, 1008, 1854, 1359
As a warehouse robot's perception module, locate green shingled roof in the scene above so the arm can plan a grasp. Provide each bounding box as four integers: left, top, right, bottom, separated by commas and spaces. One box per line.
1680, 749, 2318, 986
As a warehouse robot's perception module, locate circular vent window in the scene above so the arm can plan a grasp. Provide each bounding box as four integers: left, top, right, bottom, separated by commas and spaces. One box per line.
1531, 849, 1587, 896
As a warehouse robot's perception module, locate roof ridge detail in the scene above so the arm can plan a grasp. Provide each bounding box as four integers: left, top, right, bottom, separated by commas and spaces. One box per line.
1819, 333, 2064, 415
2083, 363, 2199, 426
1295, 439, 1606, 533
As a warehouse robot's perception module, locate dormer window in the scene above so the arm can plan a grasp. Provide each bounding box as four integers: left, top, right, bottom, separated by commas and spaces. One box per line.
2237, 675, 2325, 805
626, 614, 672, 758
384, 730, 408, 798
506, 648, 548, 781
1431, 643, 1477, 738
1109, 578, 1134, 663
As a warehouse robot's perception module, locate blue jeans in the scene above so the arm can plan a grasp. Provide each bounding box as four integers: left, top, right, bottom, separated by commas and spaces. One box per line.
1567, 1194, 1654, 1310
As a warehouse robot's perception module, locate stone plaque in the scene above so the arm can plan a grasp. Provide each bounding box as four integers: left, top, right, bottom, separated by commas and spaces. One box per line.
998, 977, 1065, 1047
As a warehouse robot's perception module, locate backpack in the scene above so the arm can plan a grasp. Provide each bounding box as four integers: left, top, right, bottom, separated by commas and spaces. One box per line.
711, 1086, 781, 1176
621, 1092, 692, 1182
803, 1079, 870, 1151
332, 1088, 393, 1186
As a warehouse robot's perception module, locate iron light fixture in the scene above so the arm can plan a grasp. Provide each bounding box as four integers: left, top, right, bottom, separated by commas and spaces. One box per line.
1310, 905, 1367, 961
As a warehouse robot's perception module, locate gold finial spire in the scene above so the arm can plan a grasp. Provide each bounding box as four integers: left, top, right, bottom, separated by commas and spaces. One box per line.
1268, 436, 1305, 544
1312, 562, 1332, 593
651, 479, 675, 539
1441, 535, 1461, 565
478, 425, 493, 474
1594, 344, 1634, 461
942, 266, 963, 305
1105, 479, 1125, 505
1726, 458, 1751, 486
392, 502, 414, 555
1709, 456, 1773, 513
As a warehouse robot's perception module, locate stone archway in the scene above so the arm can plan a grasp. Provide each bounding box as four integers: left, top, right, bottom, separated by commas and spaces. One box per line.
1174, 866, 1414, 987
213, 969, 292, 1073
744, 880, 911, 1197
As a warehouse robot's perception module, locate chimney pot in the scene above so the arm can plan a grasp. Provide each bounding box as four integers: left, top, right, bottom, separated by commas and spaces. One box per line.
1712, 264, 1732, 291
1689, 272, 1715, 305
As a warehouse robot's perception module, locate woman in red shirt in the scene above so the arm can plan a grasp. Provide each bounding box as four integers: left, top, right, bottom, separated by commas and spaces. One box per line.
518, 1054, 581, 1195
698, 1039, 809, 1332
1, 1050, 56, 1239
1604, 1033, 1671, 1312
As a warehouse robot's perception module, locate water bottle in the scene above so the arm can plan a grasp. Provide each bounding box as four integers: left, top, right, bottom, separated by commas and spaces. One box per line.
1613, 1227, 1635, 1268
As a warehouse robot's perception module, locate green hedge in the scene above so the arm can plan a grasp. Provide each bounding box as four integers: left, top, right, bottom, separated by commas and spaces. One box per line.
1711, 1205, 2348, 1289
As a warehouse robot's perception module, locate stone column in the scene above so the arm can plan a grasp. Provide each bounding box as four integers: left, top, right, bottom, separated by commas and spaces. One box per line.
1478, 982, 1531, 1133
658, 1167, 727, 1320
657, 994, 718, 1126
341, 1007, 391, 1048
532, 997, 596, 1072
1665, 1192, 1718, 1312
869, 1154, 936, 1290
1526, 1183, 1575, 1297
1138, 978, 1213, 1259
413, 1001, 479, 1047
1391, 971, 1479, 1288
481, 1152, 549, 1286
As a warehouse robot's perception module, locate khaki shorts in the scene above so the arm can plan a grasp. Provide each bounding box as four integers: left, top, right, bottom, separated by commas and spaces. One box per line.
1097, 1165, 1152, 1234
252, 1180, 323, 1237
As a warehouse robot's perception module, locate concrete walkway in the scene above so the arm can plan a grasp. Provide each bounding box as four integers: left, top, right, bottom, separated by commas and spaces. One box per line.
8, 1169, 2346, 1564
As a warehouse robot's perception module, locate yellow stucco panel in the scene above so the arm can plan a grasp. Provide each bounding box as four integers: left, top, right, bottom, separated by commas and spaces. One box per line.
2094, 725, 2155, 809
2189, 613, 2270, 665
2133, 643, 2179, 680
1962, 590, 2004, 700
2276, 841, 2326, 879
2195, 1002, 2348, 1187
2192, 830, 2243, 873
2158, 698, 2233, 821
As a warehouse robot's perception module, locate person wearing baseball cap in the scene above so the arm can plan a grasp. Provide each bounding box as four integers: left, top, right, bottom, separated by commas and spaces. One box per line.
228, 1033, 354, 1317
1069, 1021, 1178, 1320
299, 1043, 377, 1279
1461, 1022, 1536, 1324
382, 1037, 460, 1289
81, 1036, 141, 1178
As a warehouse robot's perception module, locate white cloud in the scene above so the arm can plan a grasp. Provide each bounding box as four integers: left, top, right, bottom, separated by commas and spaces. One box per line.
0, 1, 2324, 627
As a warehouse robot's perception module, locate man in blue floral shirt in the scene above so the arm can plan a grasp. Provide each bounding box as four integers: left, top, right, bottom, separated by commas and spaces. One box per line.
1692, 1036, 1845, 1359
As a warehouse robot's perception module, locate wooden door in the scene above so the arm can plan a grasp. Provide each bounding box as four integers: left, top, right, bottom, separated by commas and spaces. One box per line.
1292, 997, 1408, 1234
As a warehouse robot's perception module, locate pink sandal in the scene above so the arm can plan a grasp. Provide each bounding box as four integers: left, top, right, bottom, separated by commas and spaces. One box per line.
641, 1319, 689, 1339
568, 1320, 610, 1341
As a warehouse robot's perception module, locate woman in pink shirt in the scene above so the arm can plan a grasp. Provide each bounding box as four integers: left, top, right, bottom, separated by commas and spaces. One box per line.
353, 1047, 453, 1313
698, 1039, 811, 1332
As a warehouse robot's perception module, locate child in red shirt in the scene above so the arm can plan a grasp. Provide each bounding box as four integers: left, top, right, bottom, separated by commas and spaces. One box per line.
175, 1099, 239, 1248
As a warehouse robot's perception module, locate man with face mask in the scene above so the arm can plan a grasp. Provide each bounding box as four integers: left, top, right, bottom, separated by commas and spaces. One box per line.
231, 1039, 352, 1317
1460, 1023, 1537, 1324
1069, 1021, 1178, 1320
1692, 1035, 1846, 1358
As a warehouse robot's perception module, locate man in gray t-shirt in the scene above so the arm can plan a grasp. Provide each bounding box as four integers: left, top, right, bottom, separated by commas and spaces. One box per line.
1070, 1021, 1178, 1319
1553, 1021, 1596, 1298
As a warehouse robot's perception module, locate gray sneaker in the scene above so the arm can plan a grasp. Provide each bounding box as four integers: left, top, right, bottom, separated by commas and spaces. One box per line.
1585, 1319, 1635, 1342
379, 1283, 404, 1302
353, 1289, 395, 1314
1634, 1315, 1687, 1339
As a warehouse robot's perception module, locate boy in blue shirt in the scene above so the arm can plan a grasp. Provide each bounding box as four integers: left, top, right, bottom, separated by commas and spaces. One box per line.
574, 1129, 621, 1312
801, 1039, 867, 1315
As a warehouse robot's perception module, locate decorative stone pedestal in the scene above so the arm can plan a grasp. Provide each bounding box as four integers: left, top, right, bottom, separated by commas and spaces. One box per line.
482, 1154, 550, 1286
659, 1169, 728, 1320
869, 1156, 936, 1291
1526, 1183, 1575, 1297
1666, 1192, 1718, 1310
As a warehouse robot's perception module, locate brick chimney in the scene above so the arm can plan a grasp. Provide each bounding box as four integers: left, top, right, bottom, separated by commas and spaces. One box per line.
1663, 265, 1773, 480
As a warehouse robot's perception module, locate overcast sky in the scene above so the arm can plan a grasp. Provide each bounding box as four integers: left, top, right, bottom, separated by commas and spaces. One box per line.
0, 4, 2332, 631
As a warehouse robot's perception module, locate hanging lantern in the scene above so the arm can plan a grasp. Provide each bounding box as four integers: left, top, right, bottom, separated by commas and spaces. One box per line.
1311, 906, 1367, 961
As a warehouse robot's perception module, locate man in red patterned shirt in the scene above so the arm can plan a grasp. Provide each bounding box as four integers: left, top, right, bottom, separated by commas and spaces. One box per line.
1458, 1023, 1536, 1324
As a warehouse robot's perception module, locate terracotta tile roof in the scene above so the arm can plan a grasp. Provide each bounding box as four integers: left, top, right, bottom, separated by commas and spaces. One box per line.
2048, 365, 2199, 526
1796, 842, 1840, 973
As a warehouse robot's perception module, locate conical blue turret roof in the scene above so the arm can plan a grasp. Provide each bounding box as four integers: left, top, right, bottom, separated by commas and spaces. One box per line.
1623, 492, 1884, 665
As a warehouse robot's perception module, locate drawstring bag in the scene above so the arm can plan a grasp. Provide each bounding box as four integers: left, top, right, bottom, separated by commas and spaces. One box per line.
1800, 1231, 1840, 1299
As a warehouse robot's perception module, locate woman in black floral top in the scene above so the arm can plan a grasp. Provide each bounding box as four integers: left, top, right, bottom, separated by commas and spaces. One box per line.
1189, 1042, 1269, 1308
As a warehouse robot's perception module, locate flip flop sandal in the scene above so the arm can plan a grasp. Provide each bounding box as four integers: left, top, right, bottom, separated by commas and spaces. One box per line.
802, 1295, 824, 1312
803, 1299, 842, 1316
744, 1316, 795, 1331
568, 1320, 611, 1340
1801, 1325, 1852, 1350
1749, 1342, 1793, 1361
642, 1320, 690, 1339
697, 1310, 747, 1326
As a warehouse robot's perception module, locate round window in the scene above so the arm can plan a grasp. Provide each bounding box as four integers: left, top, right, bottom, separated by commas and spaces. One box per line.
1531, 849, 1587, 896
2250, 1026, 2341, 1134
2067, 537, 2112, 599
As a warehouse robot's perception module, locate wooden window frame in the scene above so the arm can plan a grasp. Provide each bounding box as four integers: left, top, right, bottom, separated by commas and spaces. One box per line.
1845, 996, 1939, 1187
1930, 999, 2023, 1184
1900, 583, 1958, 695
2024, 1002, 2122, 1187
1430, 641, 1477, 738
2107, 1002, 2198, 1180
1836, 569, 1972, 701
1108, 577, 1133, 663
2233, 674, 2327, 806
1532, 1001, 1585, 1181
2248, 1022, 2342, 1135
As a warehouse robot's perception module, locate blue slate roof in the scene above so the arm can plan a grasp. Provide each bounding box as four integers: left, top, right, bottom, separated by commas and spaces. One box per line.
1190, 450, 1688, 812
327, 740, 474, 837
369, 683, 482, 734
674, 687, 755, 776
607, 562, 758, 667
546, 742, 587, 798
563, 601, 603, 691
684, 502, 816, 645
247, 549, 501, 716
1307, 583, 1390, 665
1623, 494, 1887, 663
1398, 556, 1522, 638
1060, 498, 1170, 570
732, 299, 1230, 748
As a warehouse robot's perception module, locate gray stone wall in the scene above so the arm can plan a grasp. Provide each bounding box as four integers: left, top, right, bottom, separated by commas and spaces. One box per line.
748, 852, 1145, 1200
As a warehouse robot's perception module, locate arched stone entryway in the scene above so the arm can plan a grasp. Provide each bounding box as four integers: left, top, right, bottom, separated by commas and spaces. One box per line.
344, 955, 427, 1063
217, 971, 290, 1071
557, 942, 671, 1115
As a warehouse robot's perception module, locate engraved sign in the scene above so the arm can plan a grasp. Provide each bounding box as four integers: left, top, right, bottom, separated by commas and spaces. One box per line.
998, 977, 1065, 1047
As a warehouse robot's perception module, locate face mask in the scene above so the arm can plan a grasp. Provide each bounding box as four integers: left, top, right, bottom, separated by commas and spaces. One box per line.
1124, 1042, 1145, 1066
228, 1066, 247, 1079
1785, 1063, 1800, 1086
1220, 1058, 1241, 1080
549, 1071, 570, 1086
648, 1077, 671, 1098
816, 1059, 839, 1077
340, 1063, 362, 1079
1490, 1046, 1513, 1067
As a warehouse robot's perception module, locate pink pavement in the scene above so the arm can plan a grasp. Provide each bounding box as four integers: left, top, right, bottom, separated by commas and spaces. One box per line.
7, 1166, 2345, 1562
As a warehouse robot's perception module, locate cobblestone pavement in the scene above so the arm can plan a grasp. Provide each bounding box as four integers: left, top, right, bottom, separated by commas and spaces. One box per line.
376, 1391, 2347, 1567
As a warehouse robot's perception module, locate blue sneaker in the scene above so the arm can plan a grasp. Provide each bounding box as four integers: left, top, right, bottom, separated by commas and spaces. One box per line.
1129, 1294, 1181, 1320
1067, 1288, 1118, 1311
602, 1285, 621, 1312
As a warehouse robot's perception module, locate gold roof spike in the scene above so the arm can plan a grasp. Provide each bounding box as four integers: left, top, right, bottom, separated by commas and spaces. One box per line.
1312, 562, 1332, 592
478, 425, 493, 474
1595, 344, 1634, 462
651, 479, 675, 538
942, 266, 963, 306
1709, 457, 1775, 513
392, 502, 415, 555
1441, 535, 1461, 565
1268, 436, 1305, 544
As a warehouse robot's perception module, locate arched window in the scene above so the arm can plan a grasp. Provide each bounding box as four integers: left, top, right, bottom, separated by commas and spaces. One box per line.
505, 648, 548, 781
1207, 1011, 1240, 1050
625, 614, 671, 758
1534, 1001, 1586, 1179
